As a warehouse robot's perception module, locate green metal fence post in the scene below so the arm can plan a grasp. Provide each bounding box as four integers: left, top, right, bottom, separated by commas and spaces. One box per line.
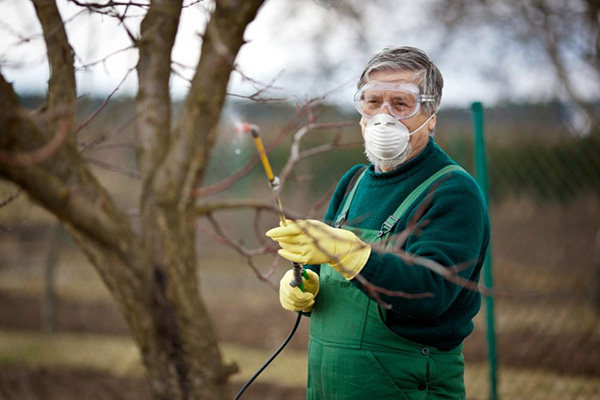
471, 101, 499, 400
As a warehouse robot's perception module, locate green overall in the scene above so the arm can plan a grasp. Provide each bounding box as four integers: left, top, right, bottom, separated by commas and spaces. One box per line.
308, 165, 466, 400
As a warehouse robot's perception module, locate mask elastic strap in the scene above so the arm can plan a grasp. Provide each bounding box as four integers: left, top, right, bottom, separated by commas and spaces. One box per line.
408, 114, 436, 136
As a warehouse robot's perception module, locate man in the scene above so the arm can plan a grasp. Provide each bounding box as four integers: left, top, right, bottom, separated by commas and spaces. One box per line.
266, 46, 490, 399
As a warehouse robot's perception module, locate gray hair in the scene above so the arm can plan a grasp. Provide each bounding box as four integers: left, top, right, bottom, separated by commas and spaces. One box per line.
357, 46, 443, 116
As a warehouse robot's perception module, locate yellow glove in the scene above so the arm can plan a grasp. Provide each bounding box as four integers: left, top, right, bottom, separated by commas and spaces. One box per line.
267, 219, 371, 280
279, 269, 320, 312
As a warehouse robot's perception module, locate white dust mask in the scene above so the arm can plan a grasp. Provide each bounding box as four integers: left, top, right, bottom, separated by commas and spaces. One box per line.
364, 113, 435, 161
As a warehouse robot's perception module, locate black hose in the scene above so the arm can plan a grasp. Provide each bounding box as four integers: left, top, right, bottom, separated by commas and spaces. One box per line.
233, 311, 303, 400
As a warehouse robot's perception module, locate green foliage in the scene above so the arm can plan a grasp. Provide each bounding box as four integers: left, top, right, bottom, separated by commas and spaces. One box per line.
441, 133, 600, 203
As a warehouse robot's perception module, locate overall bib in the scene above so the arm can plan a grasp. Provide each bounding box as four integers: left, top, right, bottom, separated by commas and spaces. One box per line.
308, 165, 467, 400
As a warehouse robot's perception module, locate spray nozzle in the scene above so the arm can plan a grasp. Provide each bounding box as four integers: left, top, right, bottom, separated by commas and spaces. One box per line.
236, 122, 260, 138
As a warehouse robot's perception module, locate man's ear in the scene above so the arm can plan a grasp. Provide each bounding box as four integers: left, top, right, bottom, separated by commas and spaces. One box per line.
359, 117, 367, 138
428, 114, 437, 132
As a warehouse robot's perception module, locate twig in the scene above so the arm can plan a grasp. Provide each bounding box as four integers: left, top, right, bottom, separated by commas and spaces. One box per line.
191, 110, 306, 197
194, 199, 291, 216
201, 213, 270, 258
0, 188, 23, 208
278, 120, 359, 189
67, 0, 150, 9
307, 182, 336, 219
84, 157, 141, 179
77, 46, 135, 70
86, 142, 136, 151
79, 117, 134, 154
245, 256, 277, 290
198, 216, 277, 289
75, 69, 133, 136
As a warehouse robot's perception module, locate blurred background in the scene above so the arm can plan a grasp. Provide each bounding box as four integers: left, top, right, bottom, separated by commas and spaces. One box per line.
0, 0, 599, 399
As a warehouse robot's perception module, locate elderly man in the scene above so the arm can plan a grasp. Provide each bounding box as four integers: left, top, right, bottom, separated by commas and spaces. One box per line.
267, 46, 490, 399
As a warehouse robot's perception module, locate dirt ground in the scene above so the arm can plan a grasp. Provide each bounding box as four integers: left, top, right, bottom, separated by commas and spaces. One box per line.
1, 290, 599, 377
1, 195, 599, 399
0, 285, 599, 400
0, 364, 304, 400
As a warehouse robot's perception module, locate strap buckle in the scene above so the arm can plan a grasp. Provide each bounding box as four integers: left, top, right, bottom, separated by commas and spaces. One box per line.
377, 215, 399, 237
334, 211, 347, 228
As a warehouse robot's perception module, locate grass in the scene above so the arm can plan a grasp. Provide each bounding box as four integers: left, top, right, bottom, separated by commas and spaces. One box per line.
0, 330, 306, 386
1, 330, 599, 399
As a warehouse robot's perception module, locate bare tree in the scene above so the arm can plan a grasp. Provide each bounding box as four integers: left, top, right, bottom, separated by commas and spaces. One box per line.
0, 0, 264, 398
434, 0, 600, 131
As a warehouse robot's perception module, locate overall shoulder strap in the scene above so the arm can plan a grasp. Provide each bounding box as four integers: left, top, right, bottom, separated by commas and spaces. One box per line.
377, 164, 466, 237
334, 166, 367, 228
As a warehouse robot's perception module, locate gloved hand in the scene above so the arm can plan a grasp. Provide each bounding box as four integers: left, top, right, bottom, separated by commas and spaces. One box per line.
279, 269, 320, 312
267, 219, 371, 280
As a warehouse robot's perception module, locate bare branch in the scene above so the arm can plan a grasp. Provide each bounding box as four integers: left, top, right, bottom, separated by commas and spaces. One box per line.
3, 163, 128, 251
67, 0, 150, 9
227, 69, 294, 103
194, 198, 302, 220
202, 213, 269, 258
84, 157, 141, 179
79, 117, 134, 154
75, 69, 133, 137
307, 182, 336, 219
0, 188, 23, 209
198, 215, 277, 289
32, 0, 76, 122
0, 109, 71, 166
279, 120, 360, 190
245, 256, 277, 290
191, 109, 306, 197
162, 0, 265, 206
76, 46, 135, 70
84, 142, 136, 151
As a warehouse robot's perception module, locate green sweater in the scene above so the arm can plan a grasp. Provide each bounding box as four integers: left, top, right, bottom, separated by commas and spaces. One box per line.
310, 138, 490, 351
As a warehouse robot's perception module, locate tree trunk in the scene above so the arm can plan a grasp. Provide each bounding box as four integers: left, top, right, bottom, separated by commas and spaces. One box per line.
0, 0, 266, 398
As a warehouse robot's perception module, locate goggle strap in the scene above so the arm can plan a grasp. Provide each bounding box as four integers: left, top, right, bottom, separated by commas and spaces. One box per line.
420, 95, 436, 102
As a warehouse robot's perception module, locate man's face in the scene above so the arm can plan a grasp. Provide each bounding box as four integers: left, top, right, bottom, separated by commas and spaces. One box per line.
359, 70, 436, 151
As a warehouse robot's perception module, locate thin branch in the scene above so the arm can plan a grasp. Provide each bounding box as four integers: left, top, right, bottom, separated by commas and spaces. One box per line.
245, 256, 277, 290
75, 69, 133, 137
203, 214, 267, 258
191, 109, 307, 197
227, 69, 293, 103
307, 182, 336, 219
76, 46, 135, 70
79, 117, 134, 154
278, 120, 359, 189
84, 157, 141, 179
183, 0, 204, 8
0, 188, 23, 208
198, 216, 277, 289
86, 142, 136, 151
0, 110, 72, 166
67, 0, 150, 9
194, 199, 302, 219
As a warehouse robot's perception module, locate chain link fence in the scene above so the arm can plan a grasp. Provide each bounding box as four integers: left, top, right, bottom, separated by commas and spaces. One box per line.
438, 103, 600, 400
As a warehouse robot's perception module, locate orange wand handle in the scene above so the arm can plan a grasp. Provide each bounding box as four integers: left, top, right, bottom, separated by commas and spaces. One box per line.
252, 134, 276, 184
237, 122, 306, 291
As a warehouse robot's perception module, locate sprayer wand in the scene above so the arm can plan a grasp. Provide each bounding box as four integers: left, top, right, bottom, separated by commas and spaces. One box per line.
233, 122, 307, 400
237, 122, 307, 291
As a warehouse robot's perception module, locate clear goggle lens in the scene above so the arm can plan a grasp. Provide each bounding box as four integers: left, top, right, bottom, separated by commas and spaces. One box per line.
353, 83, 435, 120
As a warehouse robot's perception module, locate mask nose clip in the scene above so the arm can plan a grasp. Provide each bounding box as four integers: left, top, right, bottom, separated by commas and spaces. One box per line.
373, 119, 396, 127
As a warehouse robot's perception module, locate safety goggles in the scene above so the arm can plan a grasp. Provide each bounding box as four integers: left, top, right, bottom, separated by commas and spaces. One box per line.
353, 82, 435, 121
